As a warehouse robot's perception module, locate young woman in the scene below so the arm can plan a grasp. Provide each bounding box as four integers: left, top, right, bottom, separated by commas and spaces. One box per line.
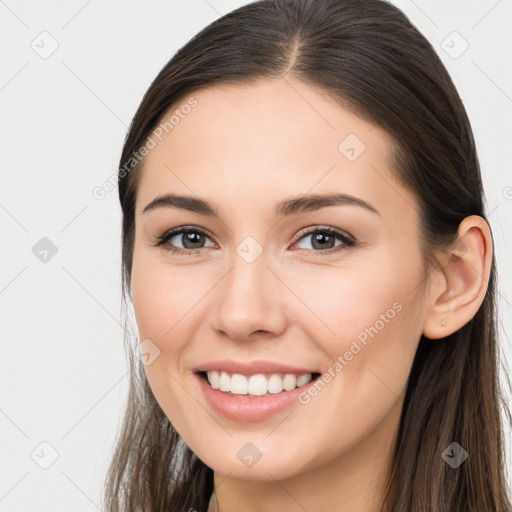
103, 0, 512, 510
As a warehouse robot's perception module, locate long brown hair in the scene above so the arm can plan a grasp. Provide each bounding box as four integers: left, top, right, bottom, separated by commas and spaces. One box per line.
104, 0, 512, 510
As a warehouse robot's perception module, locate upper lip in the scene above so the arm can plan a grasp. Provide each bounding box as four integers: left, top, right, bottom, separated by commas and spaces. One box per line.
194, 360, 319, 376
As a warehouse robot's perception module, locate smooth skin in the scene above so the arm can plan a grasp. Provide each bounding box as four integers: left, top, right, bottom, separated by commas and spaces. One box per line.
129, 77, 492, 512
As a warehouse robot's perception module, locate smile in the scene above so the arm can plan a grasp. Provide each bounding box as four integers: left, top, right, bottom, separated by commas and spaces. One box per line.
203, 370, 319, 397
195, 371, 322, 421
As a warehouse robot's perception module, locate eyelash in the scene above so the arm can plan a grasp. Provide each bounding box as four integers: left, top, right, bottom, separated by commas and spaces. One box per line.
154, 225, 356, 257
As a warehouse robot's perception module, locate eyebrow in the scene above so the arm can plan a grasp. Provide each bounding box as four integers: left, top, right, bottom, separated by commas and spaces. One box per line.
142, 192, 380, 217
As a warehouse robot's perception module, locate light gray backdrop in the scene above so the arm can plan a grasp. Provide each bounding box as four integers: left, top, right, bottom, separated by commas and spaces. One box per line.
1, 1, 511, 510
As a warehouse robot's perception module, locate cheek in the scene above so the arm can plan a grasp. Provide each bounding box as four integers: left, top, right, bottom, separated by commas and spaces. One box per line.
130, 257, 202, 434
130, 249, 200, 345
130, 271, 170, 343
291, 250, 425, 403
286, 258, 423, 457
291, 259, 418, 348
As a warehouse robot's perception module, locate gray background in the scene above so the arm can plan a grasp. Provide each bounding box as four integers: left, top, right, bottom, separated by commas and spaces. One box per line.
1, 0, 511, 510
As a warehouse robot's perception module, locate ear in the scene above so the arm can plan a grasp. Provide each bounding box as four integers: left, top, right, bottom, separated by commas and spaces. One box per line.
422, 215, 493, 340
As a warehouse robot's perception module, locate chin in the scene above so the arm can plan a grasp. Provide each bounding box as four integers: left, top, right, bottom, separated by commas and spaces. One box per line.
194, 439, 317, 482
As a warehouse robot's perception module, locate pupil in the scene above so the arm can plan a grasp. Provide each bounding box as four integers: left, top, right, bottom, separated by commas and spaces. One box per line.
313, 232, 334, 250
184, 232, 203, 248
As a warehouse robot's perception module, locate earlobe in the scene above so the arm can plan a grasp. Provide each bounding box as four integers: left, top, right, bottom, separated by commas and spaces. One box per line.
422, 215, 492, 340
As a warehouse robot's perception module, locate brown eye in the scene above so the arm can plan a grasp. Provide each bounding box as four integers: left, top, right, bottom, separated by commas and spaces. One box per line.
293, 227, 355, 254
155, 226, 216, 254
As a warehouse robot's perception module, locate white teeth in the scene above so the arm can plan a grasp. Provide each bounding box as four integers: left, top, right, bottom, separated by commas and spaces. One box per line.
205, 371, 314, 396
208, 370, 220, 389
267, 374, 283, 393
231, 373, 248, 394
248, 374, 267, 396
219, 371, 230, 392
283, 374, 297, 391
296, 374, 312, 387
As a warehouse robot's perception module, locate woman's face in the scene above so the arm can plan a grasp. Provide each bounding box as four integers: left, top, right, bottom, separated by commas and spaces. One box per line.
130, 78, 430, 481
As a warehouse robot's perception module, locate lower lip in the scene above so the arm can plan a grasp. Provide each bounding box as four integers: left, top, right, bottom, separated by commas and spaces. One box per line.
195, 372, 319, 422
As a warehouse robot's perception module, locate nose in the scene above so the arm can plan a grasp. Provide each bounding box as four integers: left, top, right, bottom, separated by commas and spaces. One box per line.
212, 250, 287, 341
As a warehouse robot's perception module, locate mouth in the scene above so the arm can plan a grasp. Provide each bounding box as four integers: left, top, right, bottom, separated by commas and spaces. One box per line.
196, 370, 322, 398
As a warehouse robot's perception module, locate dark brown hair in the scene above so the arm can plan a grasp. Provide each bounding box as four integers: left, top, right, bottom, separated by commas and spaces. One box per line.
104, 0, 512, 510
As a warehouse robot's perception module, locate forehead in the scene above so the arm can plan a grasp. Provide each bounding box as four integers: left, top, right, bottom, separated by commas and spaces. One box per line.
149, 78, 392, 164
135, 78, 414, 220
